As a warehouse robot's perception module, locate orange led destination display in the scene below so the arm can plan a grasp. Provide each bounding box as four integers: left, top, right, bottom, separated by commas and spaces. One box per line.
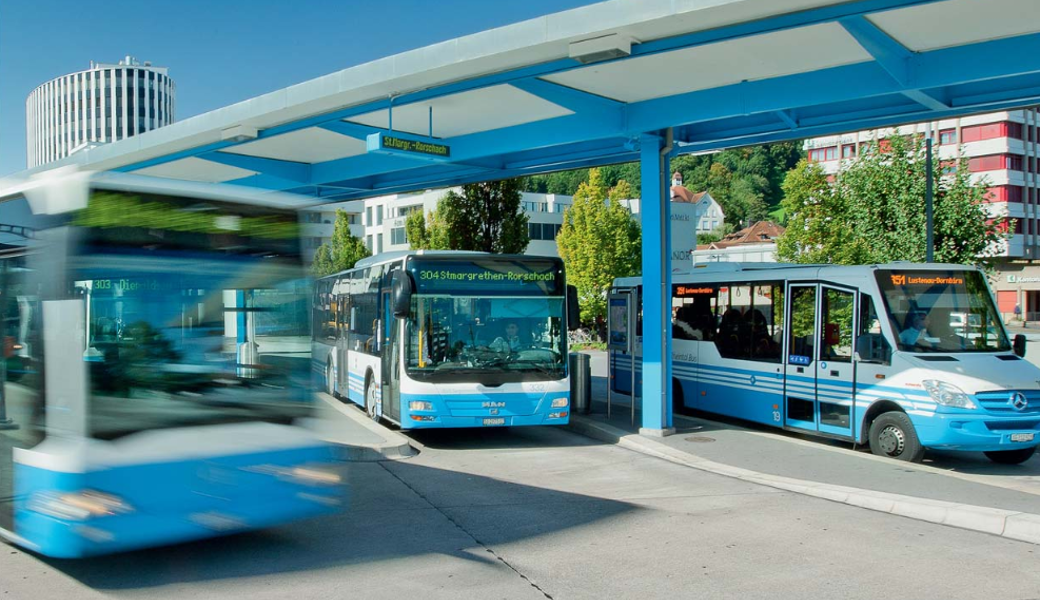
889, 274, 965, 286
674, 285, 715, 297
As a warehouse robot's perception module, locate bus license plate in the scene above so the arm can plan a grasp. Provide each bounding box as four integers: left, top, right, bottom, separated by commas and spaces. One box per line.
483, 418, 506, 426
1011, 433, 1035, 442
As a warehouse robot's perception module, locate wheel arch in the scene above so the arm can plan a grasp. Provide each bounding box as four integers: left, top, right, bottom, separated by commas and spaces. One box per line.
859, 399, 905, 444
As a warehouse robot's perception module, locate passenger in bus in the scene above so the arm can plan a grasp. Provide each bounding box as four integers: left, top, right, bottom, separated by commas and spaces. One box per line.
899, 311, 933, 347
716, 309, 746, 357
673, 305, 701, 340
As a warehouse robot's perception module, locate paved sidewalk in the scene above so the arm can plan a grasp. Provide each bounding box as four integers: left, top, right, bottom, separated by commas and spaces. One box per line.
305, 393, 416, 461
570, 375, 1040, 545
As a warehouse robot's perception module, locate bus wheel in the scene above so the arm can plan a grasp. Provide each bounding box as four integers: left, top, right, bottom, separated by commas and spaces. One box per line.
365, 378, 379, 421
984, 447, 1037, 465
673, 379, 686, 416
326, 362, 337, 399
868, 412, 924, 462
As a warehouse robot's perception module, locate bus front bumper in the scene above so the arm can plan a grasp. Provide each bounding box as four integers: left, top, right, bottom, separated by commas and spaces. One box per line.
913, 412, 1040, 452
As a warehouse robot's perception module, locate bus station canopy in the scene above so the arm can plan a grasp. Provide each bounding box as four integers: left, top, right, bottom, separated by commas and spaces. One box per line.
9, 0, 1040, 201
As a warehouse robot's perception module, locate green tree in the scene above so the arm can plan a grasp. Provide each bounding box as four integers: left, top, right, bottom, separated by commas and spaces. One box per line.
556, 169, 641, 328
778, 136, 1004, 265
776, 158, 859, 263
415, 180, 530, 253
312, 209, 370, 276
405, 206, 450, 250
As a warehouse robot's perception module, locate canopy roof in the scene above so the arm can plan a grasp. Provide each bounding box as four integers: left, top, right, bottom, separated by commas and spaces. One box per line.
8, 0, 1040, 201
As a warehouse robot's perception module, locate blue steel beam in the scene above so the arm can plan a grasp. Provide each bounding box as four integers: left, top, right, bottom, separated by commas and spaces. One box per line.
509, 78, 625, 118
201, 151, 311, 183
839, 15, 950, 110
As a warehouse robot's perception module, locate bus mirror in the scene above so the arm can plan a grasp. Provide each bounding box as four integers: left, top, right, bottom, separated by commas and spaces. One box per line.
1014, 333, 1027, 358
567, 285, 580, 331
391, 271, 413, 319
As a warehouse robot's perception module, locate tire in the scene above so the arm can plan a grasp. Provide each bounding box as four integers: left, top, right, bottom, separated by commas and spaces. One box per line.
673, 379, 686, 416
325, 361, 337, 398
365, 376, 380, 422
868, 411, 925, 462
984, 446, 1037, 465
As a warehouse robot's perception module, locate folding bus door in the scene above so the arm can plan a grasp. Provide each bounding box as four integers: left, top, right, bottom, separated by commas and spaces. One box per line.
783, 284, 856, 438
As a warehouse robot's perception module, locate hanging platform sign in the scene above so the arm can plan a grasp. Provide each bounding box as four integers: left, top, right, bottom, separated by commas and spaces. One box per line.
367, 132, 451, 160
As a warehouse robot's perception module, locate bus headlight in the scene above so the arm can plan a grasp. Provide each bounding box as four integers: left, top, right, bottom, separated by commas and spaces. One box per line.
922, 380, 977, 409
289, 465, 342, 486
551, 398, 568, 408
27, 490, 133, 521
409, 401, 433, 411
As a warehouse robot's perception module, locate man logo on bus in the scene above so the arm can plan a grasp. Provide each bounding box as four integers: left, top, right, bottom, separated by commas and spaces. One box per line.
1009, 392, 1029, 411
891, 274, 906, 286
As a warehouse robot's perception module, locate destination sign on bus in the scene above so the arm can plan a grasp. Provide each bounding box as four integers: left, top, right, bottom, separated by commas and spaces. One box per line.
410, 259, 562, 295
889, 274, 965, 286
418, 269, 554, 283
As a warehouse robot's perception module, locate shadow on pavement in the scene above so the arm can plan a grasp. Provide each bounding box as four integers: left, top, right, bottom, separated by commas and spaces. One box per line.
43, 460, 637, 590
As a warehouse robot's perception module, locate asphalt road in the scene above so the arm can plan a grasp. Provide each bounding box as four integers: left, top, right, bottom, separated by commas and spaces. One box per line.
5, 425, 1040, 600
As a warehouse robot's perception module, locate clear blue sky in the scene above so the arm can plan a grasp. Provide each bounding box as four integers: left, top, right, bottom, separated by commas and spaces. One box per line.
0, 0, 601, 176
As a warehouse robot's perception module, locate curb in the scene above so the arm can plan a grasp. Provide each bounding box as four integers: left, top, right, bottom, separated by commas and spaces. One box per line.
567, 415, 1040, 546
316, 394, 418, 462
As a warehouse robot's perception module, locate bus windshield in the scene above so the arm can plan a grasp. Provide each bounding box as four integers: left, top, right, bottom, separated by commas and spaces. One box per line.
876, 269, 1010, 353
405, 295, 566, 383
74, 253, 311, 439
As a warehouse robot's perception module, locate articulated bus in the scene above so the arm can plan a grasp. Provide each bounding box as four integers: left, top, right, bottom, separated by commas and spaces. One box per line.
314, 251, 579, 429
612, 262, 1040, 464
0, 171, 342, 558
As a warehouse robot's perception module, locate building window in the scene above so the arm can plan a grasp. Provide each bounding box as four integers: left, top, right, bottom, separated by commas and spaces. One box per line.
391, 227, 407, 245
841, 144, 855, 159
376, 234, 383, 254
376, 206, 383, 226
365, 207, 372, 226
939, 129, 957, 145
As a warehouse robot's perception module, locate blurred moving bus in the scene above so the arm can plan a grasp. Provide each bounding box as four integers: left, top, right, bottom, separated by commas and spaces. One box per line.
314, 251, 579, 428
0, 171, 342, 558
611, 262, 1040, 464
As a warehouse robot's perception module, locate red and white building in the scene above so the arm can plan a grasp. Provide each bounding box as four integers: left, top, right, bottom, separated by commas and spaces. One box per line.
804, 108, 1040, 320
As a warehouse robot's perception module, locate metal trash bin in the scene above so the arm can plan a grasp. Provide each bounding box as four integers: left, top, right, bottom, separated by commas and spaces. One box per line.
569, 352, 591, 415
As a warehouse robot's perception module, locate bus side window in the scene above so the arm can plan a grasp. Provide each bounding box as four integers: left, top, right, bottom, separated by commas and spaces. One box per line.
856, 296, 891, 364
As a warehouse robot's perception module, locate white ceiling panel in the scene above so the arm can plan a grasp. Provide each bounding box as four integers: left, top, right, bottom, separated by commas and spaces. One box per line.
220, 127, 366, 163
542, 22, 872, 103
346, 84, 574, 138
131, 157, 257, 183
868, 0, 1040, 52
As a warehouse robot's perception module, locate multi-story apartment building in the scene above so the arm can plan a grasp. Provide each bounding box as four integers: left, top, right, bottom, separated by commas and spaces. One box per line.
302, 181, 723, 271
804, 108, 1040, 320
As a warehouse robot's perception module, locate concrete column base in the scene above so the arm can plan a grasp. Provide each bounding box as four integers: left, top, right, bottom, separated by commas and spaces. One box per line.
639, 427, 676, 438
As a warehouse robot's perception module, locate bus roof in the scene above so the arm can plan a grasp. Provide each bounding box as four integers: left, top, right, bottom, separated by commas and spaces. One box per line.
0, 169, 318, 215
320, 250, 563, 280
613, 261, 980, 287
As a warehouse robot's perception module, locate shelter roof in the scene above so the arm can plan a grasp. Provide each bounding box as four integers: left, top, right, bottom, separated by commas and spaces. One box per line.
6, 0, 1040, 203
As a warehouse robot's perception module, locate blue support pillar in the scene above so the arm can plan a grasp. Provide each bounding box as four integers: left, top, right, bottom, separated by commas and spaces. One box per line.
638, 131, 675, 437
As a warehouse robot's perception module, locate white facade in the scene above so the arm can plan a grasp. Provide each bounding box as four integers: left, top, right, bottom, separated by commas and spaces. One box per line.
26, 56, 175, 168
301, 188, 704, 269
692, 243, 777, 264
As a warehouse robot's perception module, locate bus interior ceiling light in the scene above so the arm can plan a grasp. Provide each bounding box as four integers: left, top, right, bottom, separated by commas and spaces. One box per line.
568, 33, 633, 64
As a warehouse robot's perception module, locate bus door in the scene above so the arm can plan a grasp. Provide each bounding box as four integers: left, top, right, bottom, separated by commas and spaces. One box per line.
783, 284, 856, 438
335, 276, 349, 399
0, 257, 44, 533
380, 265, 401, 422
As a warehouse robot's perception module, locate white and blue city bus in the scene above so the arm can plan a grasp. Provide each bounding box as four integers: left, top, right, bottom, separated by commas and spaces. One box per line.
314, 251, 579, 429
0, 171, 342, 558
612, 262, 1040, 464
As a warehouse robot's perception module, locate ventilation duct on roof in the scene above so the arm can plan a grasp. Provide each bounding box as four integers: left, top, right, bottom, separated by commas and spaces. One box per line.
568, 33, 633, 64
